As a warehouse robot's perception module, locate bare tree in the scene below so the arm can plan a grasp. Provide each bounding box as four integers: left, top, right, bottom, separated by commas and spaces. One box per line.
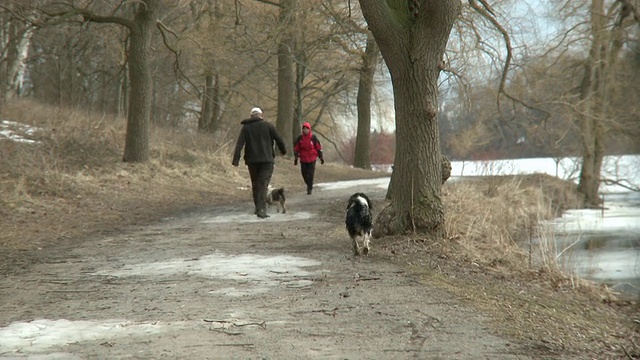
545, 0, 640, 206
353, 32, 379, 170
358, 0, 461, 236
0, 2, 36, 111
576, 0, 624, 205
275, 0, 295, 151
36, 0, 160, 162
197, 0, 223, 133
321, 2, 381, 169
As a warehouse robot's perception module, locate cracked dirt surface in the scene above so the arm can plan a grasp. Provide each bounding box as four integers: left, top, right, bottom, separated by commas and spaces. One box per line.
1, 180, 536, 359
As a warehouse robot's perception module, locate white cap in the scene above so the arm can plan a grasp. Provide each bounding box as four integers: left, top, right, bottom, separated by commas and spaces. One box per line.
250, 107, 263, 115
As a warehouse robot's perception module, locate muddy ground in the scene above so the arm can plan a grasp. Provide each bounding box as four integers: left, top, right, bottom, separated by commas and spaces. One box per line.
0, 179, 551, 359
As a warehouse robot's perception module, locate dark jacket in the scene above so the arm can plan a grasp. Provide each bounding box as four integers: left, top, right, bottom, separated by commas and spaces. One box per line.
232, 118, 287, 165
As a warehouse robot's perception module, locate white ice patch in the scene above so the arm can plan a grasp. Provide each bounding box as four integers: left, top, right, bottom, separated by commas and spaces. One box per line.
0, 319, 168, 354
94, 253, 320, 293
203, 211, 314, 223
316, 177, 390, 190
549, 206, 640, 234
573, 250, 640, 280
1, 352, 83, 359
0, 120, 45, 144
209, 286, 272, 297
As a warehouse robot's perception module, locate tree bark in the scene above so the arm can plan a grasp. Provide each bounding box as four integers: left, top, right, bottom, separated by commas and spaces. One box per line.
276, 0, 295, 152
576, 0, 625, 206
293, 47, 306, 141
209, 73, 222, 133
123, 0, 158, 163
0, 9, 34, 106
200, 74, 214, 131
353, 33, 379, 170
359, 0, 460, 236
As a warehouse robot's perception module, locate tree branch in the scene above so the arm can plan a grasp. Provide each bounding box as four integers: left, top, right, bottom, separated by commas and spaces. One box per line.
252, 0, 281, 7
156, 20, 202, 97
40, 5, 136, 30
602, 177, 640, 192
468, 0, 550, 123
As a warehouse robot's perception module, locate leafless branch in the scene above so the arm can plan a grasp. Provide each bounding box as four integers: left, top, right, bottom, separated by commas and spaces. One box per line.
602, 178, 640, 192
468, 0, 550, 123
251, 0, 281, 7
156, 20, 201, 98
38, 3, 135, 29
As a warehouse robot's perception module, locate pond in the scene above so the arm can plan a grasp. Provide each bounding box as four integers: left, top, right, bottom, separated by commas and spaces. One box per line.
539, 191, 640, 297
449, 155, 640, 299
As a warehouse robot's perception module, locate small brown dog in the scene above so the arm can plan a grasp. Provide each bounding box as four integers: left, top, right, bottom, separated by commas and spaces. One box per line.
266, 187, 286, 213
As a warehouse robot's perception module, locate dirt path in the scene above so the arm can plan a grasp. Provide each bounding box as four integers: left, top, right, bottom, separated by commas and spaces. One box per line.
0, 180, 533, 359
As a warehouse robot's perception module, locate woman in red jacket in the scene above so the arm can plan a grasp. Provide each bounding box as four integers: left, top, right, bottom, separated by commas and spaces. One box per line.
293, 122, 324, 195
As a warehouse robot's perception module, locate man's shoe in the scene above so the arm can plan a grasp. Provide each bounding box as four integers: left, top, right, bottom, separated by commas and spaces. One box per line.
256, 210, 270, 218
307, 187, 312, 195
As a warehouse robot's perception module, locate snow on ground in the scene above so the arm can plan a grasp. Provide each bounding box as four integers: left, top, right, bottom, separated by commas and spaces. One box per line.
0, 319, 171, 354
93, 252, 320, 286
203, 211, 313, 223
0, 120, 44, 144
316, 177, 390, 191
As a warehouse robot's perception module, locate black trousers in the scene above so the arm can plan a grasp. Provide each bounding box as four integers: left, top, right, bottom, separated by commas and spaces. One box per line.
300, 161, 316, 192
247, 162, 274, 212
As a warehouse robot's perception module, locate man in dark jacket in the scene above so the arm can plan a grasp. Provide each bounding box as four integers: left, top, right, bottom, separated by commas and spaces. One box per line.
232, 107, 287, 218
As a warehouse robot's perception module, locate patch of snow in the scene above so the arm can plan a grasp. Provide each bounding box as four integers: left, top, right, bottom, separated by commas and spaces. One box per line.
316, 177, 390, 191
93, 252, 321, 292
203, 211, 314, 223
0, 319, 169, 354
0, 120, 45, 144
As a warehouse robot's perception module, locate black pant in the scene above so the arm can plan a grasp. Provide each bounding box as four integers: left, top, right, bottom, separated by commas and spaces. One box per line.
247, 162, 274, 212
300, 161, 316, 192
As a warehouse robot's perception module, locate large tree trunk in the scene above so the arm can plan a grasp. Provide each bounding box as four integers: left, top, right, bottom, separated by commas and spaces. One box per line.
353, 33, 379, 170
123, 0, 158, 163
360, 0, 460, 236
199, 74, 216, 132
576, 0, 626, 206
0, 10, 34, 109
577, 120, 604, 206
6, 26, 34, 99
276, 0, 295, 151
386, 60, 444, 234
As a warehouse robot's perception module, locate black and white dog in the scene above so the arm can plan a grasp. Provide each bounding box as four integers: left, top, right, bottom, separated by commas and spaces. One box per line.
345, 192, 373, 256
266, 187, 286, 213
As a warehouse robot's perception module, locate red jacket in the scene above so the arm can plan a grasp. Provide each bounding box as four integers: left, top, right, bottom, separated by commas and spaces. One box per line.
293, 122, 323, 163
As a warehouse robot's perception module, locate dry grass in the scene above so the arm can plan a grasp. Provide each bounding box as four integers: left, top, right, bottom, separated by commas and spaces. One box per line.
0, 99, 384, 251
377, 176, 638, 358
442, 175, 585, 275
